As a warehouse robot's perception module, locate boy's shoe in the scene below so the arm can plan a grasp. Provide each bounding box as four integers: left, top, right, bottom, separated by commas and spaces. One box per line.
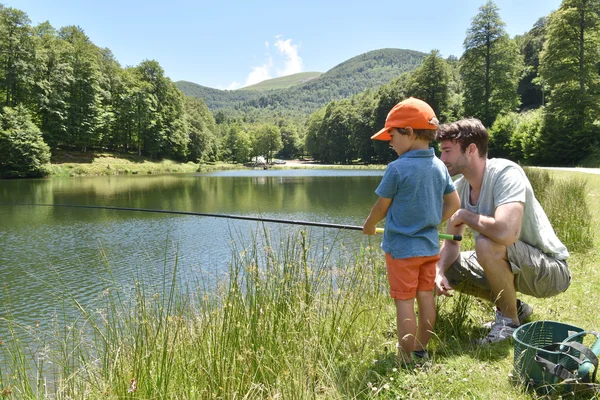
411, 349, 429, 361
477, 313, 519, 345
483, 300, 533, 329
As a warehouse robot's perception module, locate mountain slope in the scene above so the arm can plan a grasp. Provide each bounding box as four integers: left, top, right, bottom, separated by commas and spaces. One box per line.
241, 72, 322, 91
176, 48, 427, 119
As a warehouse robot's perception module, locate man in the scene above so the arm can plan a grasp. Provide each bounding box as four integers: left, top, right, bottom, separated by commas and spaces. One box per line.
434, 118, 571, 344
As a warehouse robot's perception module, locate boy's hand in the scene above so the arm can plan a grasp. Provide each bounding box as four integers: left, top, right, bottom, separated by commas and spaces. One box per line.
363, 223, 377, 235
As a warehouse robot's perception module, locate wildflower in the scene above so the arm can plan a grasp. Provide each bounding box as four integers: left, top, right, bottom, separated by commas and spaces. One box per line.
128, 378, 137, 393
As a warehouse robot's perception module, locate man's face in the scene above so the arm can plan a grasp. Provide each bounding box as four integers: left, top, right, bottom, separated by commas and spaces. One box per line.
439, 140, 468, 176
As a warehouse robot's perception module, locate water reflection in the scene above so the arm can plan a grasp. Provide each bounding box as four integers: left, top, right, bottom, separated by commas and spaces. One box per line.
0, 170, 384, 336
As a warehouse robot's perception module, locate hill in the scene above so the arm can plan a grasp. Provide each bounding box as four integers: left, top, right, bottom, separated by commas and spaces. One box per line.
241, 72, 322, 91
176, 48, 427, 120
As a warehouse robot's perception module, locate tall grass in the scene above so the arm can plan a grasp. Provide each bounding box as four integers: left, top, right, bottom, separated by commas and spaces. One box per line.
1, 171, 598, 399
524, 168, 593, 253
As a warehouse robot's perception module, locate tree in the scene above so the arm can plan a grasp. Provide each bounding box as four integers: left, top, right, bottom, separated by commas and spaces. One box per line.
0, 105, 50, 178
60, 25, 104, 152
184, 96, 218, 162
254, 124, 282, 164
517, 17, 549, 109
407, 50, 452, 121
538, 0, 600, 164
32, 21, 74, 148
0, 6, 35, 108
278, 123, 303, 159
460, 1, 522, 127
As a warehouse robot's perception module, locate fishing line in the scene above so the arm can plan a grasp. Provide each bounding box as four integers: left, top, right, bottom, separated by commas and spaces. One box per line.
14, 203, 462, 241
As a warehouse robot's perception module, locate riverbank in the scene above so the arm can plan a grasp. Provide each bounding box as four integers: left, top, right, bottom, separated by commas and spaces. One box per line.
45, 151, 386, 177
32, 151, 600, 177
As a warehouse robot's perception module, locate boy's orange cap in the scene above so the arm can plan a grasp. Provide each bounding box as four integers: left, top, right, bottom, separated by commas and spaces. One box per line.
371, 97, 437, 141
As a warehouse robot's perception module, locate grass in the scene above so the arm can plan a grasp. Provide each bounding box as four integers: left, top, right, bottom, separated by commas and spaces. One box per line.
0, 170, 599, 399
46, 151, 244, 177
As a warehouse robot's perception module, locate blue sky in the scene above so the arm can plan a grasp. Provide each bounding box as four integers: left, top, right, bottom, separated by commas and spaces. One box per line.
8, 0, 562, 90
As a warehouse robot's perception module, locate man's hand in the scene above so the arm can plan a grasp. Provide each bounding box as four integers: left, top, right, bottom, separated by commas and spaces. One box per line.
435, 269, 453, 297
447, 209, 467, 232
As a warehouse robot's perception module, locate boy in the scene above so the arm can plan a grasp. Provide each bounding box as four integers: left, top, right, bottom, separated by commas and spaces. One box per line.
363, 97, 460, 367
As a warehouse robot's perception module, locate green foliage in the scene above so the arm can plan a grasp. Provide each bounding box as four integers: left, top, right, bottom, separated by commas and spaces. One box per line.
252, 123, 282, 163
278, 123, 304, 159
407, 50, 452, 122
488, 112, 517, 159
538, 0, 600, 165
460, 1, 523, 127
0, 6, 36, 108
516, 17, 548, 109
489, 109, 545, 165
184, 96, 218, 162
0, 105, 50, 178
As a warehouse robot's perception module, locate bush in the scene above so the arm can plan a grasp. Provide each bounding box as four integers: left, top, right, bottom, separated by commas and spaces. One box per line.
0, 106, 51, 178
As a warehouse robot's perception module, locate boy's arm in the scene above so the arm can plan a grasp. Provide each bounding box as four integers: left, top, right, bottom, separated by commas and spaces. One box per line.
441, 190, 460, 223
363, 196, 392, 235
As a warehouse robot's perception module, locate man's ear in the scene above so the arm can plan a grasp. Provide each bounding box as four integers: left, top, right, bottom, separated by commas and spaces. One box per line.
405, 126, 414, 138
467, 142, 478, 156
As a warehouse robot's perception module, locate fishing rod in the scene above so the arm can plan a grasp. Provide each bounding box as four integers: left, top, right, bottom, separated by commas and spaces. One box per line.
18, 203, 462, 241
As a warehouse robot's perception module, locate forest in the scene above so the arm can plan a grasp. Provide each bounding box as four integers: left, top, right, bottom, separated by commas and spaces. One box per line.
1, 0, 600, 178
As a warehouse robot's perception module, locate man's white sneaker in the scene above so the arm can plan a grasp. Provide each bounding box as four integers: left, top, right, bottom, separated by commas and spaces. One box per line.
477, 314, 519, 345
483, 300, 533, 329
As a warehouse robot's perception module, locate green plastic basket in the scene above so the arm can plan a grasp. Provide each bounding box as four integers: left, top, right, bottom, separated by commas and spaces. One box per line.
513, 320, 599, 391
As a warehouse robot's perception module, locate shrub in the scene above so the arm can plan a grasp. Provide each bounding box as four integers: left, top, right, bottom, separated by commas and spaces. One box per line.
0, 106, 51, 178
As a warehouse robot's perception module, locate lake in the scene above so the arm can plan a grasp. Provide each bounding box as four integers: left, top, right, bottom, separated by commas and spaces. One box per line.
0, 169, 385, 340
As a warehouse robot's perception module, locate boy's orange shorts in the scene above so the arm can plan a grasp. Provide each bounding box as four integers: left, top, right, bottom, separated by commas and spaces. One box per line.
385, 253, 440, 300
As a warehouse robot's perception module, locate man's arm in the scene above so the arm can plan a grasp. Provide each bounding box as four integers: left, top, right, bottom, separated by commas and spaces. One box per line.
447, 202, 524, 247
435, 212, 465, 296
363, 197, 392, 234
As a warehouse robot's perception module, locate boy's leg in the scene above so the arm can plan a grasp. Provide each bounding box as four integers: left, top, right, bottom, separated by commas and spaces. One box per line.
395, 298, 416, 365
414, 290, 435, 351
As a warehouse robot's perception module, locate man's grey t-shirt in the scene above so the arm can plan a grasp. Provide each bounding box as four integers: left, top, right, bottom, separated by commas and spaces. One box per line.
454, 158, 569, 260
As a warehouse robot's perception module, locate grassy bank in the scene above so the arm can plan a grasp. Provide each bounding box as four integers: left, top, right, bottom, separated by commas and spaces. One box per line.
46, 151, 245, 177
0, 171, 598, 399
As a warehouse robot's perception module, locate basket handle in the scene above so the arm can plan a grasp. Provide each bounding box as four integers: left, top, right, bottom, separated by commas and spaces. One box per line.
535, 331, 600, 383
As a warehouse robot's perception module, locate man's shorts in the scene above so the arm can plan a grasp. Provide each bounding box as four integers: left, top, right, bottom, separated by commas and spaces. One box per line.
385, 253, 441, 300
444, 240, 571, 298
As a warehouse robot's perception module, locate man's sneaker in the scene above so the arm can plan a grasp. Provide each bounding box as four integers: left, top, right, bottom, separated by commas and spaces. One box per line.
477, 314, 519, 345
517, 299, 533, 323
483, 300, 533, 329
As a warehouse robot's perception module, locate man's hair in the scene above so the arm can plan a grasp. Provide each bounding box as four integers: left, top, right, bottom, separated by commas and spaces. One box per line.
435, 118, 488, 157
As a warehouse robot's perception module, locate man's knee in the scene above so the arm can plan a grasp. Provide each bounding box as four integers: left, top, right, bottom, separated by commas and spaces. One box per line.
475, 235, 508, 269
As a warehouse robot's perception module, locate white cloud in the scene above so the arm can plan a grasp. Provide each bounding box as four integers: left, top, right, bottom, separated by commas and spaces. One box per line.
274, 36, 303, 76
239, 36, 303, 88
226, 81, 241, 90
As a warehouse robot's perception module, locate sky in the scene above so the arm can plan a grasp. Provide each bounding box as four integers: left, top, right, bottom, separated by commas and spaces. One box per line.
8, 0, 563, 90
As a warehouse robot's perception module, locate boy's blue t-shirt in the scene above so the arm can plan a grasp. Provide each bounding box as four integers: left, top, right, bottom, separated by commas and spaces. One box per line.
375, 148, 455, 259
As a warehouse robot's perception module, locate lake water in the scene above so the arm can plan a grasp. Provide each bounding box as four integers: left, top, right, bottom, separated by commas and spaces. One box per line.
0, 169, 385, 339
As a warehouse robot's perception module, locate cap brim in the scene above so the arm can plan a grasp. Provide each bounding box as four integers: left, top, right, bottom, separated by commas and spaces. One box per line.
371, 127, 391, 141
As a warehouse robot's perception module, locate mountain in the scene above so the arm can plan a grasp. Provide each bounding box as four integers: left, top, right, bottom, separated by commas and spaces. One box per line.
241, 72, 322, 91
176, 48, 427, 120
